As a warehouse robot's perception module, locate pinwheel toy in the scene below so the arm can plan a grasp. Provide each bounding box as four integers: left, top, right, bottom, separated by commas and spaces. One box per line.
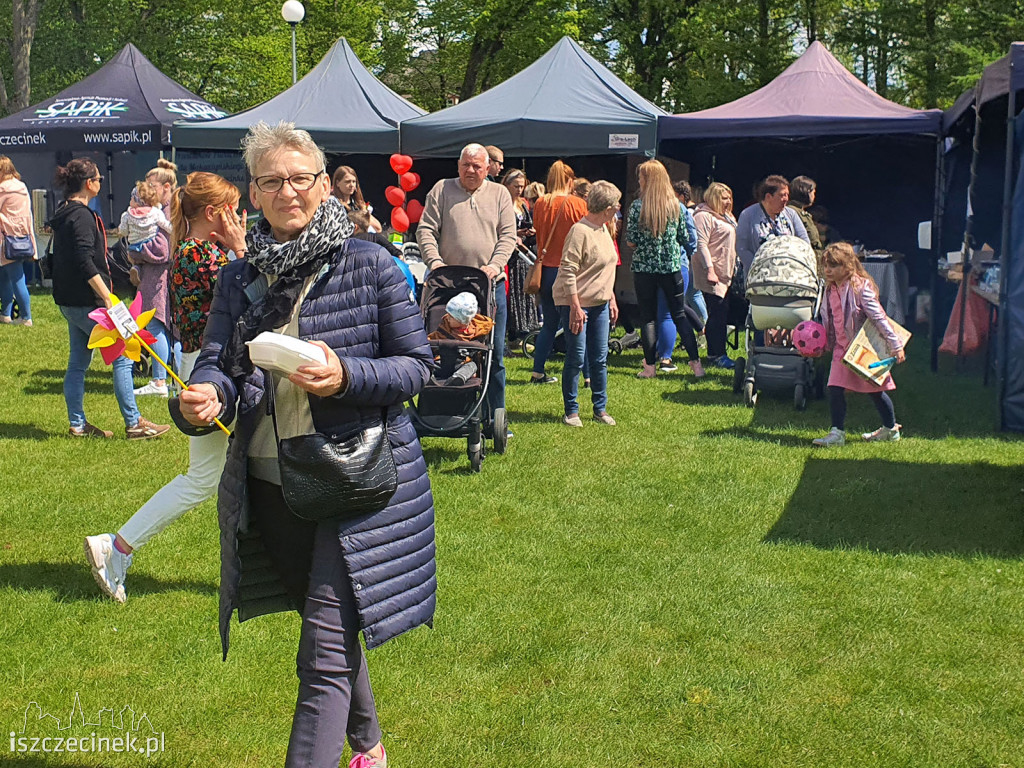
87, 293, 230, 435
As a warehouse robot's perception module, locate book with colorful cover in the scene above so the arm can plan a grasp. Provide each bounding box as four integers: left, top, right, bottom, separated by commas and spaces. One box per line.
842, 318, 911, 384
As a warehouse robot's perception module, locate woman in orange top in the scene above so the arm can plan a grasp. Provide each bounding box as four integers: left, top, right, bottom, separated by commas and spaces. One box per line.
529, 160, 588, 384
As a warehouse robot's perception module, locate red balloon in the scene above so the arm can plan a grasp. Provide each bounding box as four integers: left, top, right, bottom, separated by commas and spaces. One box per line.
406, 199, 424, 224
399, 172, 419, 192
391, 206, 410, 233
389, 154, 413, 175
384, 186, 406, 206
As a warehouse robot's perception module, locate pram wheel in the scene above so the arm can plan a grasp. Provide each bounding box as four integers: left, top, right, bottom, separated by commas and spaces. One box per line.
492, 408, 508, 454
521, 330, 537, 358
732, 357, 746, 393
794, 383, 807, 411
608, 338, 622, 354
742, 380, 756, 408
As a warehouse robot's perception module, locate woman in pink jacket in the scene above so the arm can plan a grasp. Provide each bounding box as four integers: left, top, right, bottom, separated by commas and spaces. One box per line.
0, 155, 37, 326
813, 242, 906, 447
691, 182, 737, 368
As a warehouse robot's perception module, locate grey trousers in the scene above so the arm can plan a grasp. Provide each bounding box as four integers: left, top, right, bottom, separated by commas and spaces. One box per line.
249, 479, 382, 767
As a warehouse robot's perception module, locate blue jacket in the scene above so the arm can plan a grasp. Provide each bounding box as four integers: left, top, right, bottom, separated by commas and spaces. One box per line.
189, 238, 436, 658
735, 203, 809, 271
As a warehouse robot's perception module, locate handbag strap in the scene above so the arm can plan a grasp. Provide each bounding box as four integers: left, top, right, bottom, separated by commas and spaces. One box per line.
539, 195, 569, 257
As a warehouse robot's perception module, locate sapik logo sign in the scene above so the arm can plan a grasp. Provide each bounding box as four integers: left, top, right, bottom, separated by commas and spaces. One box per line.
163, 99, 226, 121
31, 98, 129, 123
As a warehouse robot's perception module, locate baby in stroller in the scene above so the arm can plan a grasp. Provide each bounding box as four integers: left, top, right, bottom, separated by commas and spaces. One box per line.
427, 292, 494, 385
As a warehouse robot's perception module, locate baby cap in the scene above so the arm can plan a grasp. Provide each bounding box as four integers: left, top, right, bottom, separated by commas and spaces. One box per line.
446, 292, 478, 325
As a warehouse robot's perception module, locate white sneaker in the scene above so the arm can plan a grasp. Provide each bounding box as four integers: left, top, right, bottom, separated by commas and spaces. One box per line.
84, 534, 132, 603
812, 427, 846, 447
133, 381, 168, 397
862, 424, 901, 442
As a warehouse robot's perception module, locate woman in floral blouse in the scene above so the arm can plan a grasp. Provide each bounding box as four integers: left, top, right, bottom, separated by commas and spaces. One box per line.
83, 172, 247, 603
626, 159, 703, 379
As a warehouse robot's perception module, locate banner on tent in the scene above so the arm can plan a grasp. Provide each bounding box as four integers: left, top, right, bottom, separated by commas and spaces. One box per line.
609, 134, 639, 150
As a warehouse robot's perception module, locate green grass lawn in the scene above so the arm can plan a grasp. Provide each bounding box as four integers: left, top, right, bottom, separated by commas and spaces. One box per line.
1, 290, 1022, 767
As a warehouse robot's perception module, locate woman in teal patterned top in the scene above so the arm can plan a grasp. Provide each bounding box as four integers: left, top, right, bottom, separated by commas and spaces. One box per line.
626, 159, 704, 379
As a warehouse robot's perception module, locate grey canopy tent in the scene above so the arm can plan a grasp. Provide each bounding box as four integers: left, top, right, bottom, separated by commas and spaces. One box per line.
173, 38, 425, 153
399, 37, 666, 157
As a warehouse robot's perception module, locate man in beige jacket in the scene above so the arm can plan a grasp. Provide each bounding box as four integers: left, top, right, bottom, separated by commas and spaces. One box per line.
417, 143, 516, 415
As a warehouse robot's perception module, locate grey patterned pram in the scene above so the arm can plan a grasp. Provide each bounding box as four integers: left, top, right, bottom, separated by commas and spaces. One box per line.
735, 236, 825, 410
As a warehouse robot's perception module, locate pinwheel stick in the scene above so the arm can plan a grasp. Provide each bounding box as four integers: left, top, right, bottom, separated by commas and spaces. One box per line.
134, 335, 230, 436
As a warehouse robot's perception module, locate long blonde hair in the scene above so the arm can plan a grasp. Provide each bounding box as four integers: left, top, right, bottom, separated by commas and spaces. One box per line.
637, 159, 679, 239
170, 172, 240, 249
0, 155, 21, 182
822, 241, 877, 292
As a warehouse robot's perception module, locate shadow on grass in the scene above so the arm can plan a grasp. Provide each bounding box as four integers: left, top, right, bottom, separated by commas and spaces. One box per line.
0, 561, 217, 601
22, 369, 112, 397
766, 457, 1024, 557
662, 388, 744, 408
0, 423, 51, 440
701, 425, 810, 447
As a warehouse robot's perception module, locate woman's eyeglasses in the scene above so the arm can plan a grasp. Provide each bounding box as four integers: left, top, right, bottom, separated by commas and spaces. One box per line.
253, 170, 324, 193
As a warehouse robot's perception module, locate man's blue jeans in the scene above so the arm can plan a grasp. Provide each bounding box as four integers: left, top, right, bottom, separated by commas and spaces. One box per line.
59, 305, 140, 429
559, 302, 609, 416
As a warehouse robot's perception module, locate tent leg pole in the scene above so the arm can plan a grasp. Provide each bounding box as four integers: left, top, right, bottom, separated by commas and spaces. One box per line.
106, 152, 114, 229
930, 136, 944, 372
997, 82, 1017, 430
956, 90, 985, 371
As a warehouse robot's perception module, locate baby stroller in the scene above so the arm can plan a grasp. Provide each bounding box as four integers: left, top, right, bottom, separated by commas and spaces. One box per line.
408, 265, 507, 472
734, 236, 824, 410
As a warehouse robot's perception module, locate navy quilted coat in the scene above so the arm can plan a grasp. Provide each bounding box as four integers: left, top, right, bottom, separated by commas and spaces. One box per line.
189, 239, 436, 659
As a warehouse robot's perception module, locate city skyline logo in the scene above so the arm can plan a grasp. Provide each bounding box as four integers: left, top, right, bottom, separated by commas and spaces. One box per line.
10, 692, 165, 759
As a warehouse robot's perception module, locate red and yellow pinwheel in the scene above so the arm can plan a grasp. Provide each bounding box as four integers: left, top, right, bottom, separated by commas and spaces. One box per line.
87, 293, 157, 365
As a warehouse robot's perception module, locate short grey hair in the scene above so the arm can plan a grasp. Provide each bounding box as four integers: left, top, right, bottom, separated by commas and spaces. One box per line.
459, 143, 488, 163
241, 121, 326, 176
587, 180, 621, 214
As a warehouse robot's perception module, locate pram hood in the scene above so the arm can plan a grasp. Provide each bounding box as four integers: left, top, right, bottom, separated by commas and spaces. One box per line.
746, 236, 819, 301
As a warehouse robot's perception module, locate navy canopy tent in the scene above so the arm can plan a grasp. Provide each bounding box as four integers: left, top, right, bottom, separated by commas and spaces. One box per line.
657, 42, 942, 281
173, 38, 425, 154
0, 43, 224, 151
399, 37, 666, 158
945, 43, 1024, 430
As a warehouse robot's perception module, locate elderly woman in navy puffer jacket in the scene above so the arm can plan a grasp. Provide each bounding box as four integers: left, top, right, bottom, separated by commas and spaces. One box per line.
178, 122, 434, 768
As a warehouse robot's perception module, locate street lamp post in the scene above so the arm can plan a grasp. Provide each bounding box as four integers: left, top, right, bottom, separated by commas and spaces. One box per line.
281, 0, 305, 85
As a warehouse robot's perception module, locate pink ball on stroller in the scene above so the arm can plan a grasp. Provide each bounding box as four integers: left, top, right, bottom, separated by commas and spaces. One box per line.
793, 320, 827, 357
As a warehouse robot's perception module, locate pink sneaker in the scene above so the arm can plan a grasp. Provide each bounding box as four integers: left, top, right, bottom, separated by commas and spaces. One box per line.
688, 359, 706, 378
349, 744, 387, 768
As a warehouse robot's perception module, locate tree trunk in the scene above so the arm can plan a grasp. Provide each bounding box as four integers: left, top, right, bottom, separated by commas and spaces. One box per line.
923, 0, 939, 108
0, 64, 9, 114
11, 0, 44, 112
757, 0, 771, 85
806, 0, 817, 44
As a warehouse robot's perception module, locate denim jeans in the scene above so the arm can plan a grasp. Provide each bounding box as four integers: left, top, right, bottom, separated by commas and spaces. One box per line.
559, 302, 609, 415
656, 264, 690, 360
0, 261, 31, 320
146, 317, 172, 380
59, 305, 140, 429
488, 280, 507, 412
532, 265, 560, 375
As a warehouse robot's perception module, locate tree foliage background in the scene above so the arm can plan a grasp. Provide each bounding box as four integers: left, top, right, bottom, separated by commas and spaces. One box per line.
0, 0, 1022, 117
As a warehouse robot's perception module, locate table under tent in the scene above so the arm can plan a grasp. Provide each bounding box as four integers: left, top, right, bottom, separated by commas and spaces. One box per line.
941, 43, 1024, 430
172, 37, 426, 213
657, 42, 942, 328
0, 43, 225, 226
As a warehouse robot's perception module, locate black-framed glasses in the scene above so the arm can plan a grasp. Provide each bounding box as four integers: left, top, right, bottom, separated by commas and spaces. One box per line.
92, 175, 104, 183
253, 170, 324, 193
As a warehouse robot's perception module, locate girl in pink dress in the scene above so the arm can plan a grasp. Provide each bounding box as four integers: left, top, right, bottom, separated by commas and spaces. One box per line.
813, 242, 906, 447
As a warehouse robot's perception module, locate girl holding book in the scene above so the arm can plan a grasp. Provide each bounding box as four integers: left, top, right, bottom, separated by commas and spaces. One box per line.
813, 242, 906, 447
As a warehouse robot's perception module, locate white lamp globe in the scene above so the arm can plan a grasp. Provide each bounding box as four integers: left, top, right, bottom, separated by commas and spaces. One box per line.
281, 0, 305, 23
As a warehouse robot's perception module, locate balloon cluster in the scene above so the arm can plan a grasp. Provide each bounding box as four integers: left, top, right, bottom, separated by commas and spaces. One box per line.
386, 154, 422, 233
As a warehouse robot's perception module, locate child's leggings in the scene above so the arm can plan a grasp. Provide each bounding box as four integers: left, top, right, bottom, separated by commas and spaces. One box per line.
829, 386, 895, 430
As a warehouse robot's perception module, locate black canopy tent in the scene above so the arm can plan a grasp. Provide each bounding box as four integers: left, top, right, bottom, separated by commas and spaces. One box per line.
657, 42, 942, 293
172, 38, 425, 154
943, 43, 1024, 430
0, 43, 224, 224
399, 37, 666, 158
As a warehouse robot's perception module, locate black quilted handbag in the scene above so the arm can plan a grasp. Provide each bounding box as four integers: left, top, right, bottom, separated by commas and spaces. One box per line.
269, 380, 398, 522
